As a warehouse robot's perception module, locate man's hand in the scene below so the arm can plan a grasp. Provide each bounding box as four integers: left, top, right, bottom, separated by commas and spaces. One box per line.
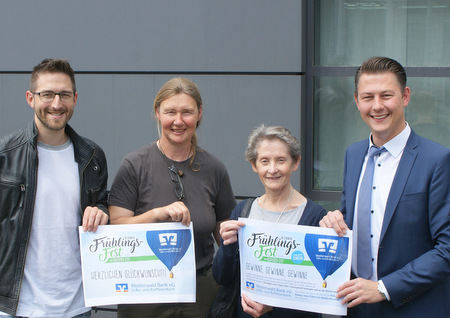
319, 210, 349, 237
337, 278, 384, 308
82, 206, 109, 232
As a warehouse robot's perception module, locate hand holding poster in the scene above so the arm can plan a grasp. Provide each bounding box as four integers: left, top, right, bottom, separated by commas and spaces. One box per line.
79, 222, 196, 307
238, 218, 352, 316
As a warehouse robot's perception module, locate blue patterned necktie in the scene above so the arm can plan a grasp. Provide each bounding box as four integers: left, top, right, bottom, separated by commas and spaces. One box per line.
357, 146, 386, 279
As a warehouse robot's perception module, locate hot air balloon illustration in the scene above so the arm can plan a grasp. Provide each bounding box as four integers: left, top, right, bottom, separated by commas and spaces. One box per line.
304, 234, 349, 288
146, 229, 191, 278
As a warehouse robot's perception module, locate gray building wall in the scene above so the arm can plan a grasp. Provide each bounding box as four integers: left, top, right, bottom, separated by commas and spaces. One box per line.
0, 1, 304, 197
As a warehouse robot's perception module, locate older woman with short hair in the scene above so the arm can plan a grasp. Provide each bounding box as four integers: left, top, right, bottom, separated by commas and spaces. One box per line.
213, 124, 326, 318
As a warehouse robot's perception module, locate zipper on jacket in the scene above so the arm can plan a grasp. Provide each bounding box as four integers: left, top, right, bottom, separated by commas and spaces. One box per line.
19, 184, 26, 208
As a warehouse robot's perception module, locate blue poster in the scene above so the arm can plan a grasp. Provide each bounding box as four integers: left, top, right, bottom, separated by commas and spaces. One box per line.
146, 229, 192, 278
305, 233, 349, 288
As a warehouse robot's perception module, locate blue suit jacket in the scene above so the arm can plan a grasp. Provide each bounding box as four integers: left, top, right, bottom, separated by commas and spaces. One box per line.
341, 130, 450, 317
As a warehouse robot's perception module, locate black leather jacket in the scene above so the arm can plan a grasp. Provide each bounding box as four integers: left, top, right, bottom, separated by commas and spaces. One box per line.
0, 121, 108, 315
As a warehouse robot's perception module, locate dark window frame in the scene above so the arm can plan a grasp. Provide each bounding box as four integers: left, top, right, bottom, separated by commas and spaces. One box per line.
301, 0, 450, 205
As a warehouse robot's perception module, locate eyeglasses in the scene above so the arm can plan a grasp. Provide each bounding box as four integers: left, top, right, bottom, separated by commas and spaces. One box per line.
168, 165, 185, 201
33, 91, 75, 103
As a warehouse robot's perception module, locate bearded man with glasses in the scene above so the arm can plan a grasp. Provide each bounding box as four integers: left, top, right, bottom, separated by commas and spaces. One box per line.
0, 58, 109, 317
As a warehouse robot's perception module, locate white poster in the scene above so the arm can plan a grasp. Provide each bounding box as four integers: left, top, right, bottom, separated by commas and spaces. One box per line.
79, 222, 196, 307
238, 218, 352, 316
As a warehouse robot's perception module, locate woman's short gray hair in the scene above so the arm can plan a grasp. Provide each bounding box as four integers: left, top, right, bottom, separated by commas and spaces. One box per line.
245, 124, 301, 163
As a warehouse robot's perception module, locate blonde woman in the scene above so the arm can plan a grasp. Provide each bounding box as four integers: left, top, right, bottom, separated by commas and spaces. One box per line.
109, 78, 236, 317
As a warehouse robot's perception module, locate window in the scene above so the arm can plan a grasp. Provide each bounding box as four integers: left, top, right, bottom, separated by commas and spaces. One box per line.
303, 0, 450, 210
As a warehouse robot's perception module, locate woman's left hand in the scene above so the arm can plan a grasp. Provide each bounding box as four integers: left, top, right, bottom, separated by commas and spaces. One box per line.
219, 220, 245, 245
241, 293, 273, 318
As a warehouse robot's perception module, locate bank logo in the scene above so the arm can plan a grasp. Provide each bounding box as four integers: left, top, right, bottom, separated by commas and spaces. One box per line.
318, 238, 338, 254
159, 233, 178, 246
116, 283, 129, 292
246, 281, 255, 290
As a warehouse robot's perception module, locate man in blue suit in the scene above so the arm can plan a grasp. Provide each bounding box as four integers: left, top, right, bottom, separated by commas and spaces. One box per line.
320, 57, 449, 317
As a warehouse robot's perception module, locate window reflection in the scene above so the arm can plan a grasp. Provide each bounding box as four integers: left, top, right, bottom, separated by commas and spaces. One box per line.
312, 0, 450, 192
313, 77, 450, 191
407, 78, 450, 148
315, 0, 450, 67
313, 77, 368, 191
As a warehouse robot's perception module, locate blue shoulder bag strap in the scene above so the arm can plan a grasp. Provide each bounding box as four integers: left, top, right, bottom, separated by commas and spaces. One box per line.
240, 198, 255, 218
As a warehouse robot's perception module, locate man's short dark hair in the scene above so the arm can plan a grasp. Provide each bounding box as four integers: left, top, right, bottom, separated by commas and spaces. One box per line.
355, 57, 407, 95
30, 58, 76, 92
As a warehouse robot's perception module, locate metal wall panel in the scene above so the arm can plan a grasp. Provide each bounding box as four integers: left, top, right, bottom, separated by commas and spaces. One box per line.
73, 74, 302, 196
0, 1, 304, 197
0, 1, 302, 73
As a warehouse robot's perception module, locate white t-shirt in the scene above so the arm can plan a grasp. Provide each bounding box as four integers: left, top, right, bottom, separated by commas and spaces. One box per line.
11, 140, 89, 317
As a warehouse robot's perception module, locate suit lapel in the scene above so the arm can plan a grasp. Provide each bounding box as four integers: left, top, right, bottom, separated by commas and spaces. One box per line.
380, 131, 419, 241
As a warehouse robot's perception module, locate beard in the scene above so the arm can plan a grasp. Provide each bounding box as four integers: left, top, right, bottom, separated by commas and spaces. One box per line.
35, 108, 73, 131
